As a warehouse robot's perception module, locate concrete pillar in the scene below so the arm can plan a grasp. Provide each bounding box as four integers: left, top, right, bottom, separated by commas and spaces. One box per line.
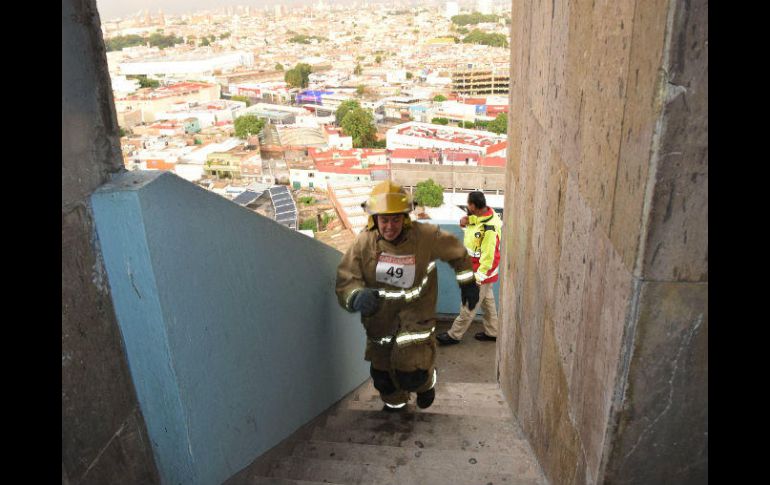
499, 0, 707, 483
62, 0, 160, 483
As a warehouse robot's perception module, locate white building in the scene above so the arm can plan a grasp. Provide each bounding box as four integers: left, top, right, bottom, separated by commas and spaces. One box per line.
119, 51, 254, 80
386, 121, 507, 156
445, 1, 459, 18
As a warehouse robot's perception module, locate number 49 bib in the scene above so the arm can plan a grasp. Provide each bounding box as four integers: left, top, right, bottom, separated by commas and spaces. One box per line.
376, 253, 416, 288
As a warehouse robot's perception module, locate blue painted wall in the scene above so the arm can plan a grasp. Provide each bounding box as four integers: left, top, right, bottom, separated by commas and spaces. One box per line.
427, 221, 501, 316
91, 172, 369, 485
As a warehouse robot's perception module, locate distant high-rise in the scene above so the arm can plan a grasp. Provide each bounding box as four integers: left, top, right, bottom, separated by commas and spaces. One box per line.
143, 9, 152, 26
158, 9, 165, 27
445, 1, 459, 19
275, 4, 282, 19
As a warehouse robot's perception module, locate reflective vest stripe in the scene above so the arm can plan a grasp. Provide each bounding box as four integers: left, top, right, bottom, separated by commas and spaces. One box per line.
384, 402, 406, 408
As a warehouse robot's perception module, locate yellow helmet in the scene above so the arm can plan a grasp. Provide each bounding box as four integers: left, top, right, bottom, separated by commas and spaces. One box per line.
363, 181, 413, 230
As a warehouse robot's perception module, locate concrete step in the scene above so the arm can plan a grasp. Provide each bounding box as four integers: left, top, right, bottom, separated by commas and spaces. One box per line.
343, 398, 513, 418
243, 478, 346, 485
323, 409, 520, 440
347, 381, 506, 403
310, 417, 525, 454
291, 440, 544, 479
325, 408, 520, 434
268, 456, 543, 485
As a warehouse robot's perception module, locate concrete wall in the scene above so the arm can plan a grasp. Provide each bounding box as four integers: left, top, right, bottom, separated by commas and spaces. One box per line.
392, 163, 506, 191
62, 1, 160, 483
499, 0, 707, 483
91, 171, 369, 485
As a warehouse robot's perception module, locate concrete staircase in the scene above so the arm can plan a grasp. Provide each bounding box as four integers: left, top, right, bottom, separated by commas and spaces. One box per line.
227, 379, 548, 485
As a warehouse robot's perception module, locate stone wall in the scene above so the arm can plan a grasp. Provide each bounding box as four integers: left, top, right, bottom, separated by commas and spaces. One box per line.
62, 0, 160, 483
499, 0, 707, 483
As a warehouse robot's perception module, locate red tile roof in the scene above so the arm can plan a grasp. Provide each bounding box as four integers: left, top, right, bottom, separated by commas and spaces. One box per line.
478, 156, 506, 167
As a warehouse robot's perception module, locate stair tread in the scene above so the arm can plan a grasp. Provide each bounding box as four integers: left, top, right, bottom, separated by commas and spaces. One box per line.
291, 439, 543, 478
343, 399, 513, 418
327, 408, 521, 431
311, 422, 524, 453
242, 478, 346, 485
269, 456, 545, 485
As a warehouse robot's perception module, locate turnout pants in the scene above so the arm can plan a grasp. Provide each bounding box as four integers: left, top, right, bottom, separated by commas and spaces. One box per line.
448, 283, 499, 340
366, 322, 437, 407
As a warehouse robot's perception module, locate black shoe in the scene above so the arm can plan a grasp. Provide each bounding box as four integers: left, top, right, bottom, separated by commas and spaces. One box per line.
382, 403, 407, 413
474, 332, 497, 342
416, 388, 435, 409
436, 332, 460, 345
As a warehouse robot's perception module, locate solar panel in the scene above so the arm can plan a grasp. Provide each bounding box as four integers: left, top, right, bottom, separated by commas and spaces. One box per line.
232, 190, 263, 206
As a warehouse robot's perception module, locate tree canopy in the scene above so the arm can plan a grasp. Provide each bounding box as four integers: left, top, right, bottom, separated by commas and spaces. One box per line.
461, 29, 508, 48
234, 115, 265, 139
230, 95, 251, 107
284, 63, 312, 88
433, 94, 447, 102
487, 113, 508, 135
414, 179, 444, 207
341, 108, 377, 148
335, 99, 361, 125
451, 12, 499, 26
105, 33, 183, 51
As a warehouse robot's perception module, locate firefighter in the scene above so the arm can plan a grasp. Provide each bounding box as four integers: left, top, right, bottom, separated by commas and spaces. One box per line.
336, 181, 479, 412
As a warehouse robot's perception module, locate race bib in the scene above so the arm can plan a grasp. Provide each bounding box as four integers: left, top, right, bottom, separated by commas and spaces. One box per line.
376, 253, 416, 288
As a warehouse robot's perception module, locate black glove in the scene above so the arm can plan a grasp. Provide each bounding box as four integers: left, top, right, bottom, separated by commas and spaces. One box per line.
351, 288, 380, 317
460, 282, 480, 311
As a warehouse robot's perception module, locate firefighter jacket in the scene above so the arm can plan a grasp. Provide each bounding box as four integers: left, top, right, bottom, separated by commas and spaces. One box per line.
336, 220, 474, 368
465, 208, 502, 284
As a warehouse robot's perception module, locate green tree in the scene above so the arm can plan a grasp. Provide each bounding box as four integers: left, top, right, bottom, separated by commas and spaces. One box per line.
356, 85, 367, 96
335, 99, 361, 125
284, 63, 312, 88
461, 29, 508, 48
341, 108, 377, 148
431, 117, 449, 125
375, 55, 382, 64
451, 12, 499, 26
406, 72, 413, 79
433, 94, 447, 102
220, 32, 231, 39
127, 75, 159, 89
200, 37, 211, 46
461, 121, 476, 129
234, 115, 265, 139
487, 113, 508, 134
414, 179, 444, 207
193, 137, 202, 145
230, 95, 252, 107
353, 64, 363, 75
275, 62, 284, 71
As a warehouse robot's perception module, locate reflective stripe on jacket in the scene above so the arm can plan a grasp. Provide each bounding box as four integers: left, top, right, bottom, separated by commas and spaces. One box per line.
336, 221, 473, 340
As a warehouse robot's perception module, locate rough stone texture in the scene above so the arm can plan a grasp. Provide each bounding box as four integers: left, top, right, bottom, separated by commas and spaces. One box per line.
602, 282, 708, 484
500, 0, 707, 483
608, 0, 670, 274
640, 0, 709, 282
62, 0, 159, 483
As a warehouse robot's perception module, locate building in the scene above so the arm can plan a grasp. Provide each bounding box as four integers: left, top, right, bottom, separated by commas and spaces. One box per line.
451, 65, 510, 95
113, 82, 222, 123
204, 147, 263, 180
118, 51, 255, 80
445, 1, 459, 18
386, 121, 507, 156
289, 148, 388, 190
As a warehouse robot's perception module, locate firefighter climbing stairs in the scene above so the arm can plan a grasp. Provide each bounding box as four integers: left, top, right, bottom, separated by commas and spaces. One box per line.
227, 380, 549, 485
